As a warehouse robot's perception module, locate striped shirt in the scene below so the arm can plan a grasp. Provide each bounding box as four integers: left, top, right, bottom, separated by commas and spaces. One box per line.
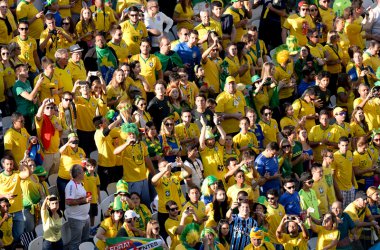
229, 215, 257, 250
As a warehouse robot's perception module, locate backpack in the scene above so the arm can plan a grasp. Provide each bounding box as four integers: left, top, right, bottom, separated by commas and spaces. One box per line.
221, 14, 234, 35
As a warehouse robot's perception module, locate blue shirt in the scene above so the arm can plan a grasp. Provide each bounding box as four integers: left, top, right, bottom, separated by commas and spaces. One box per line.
229, 215, 257, 250
279, 191, 301, 215
173, 42, 201, 81
254, 153, 280, 195
337, 212, 355, 249
298, 80, 315, 97
250, 124, 264, 149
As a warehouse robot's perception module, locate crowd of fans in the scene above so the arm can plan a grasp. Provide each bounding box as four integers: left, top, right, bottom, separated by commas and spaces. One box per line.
0, 0, 380, 249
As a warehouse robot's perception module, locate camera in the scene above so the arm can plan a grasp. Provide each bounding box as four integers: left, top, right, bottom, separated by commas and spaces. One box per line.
263, 77, 272, 86
287, 216, 297, 221
371, 86, 380, 98
49, 98, 54, 103
49, 29, 57, 35
89, 71, 98, 76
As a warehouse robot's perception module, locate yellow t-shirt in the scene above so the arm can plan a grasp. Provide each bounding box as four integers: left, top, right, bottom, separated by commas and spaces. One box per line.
280, 116, 297, 130
244, 243, 275, 250
165, 217, 181, 250
282, 14, 315, 46
179, 81, 199, 109
344, 202, 371, 237
121, 142, 148, 182
4, 127, 30, 165
324, 44, 343, 74
0, 171, 23, 213
322, 164, 336, 207
58, 146, 86, 180
83, 172, 100, 204
175, 123, 200, 155
258, 119, 280, 147
54, 65, 73, 93
107, 40, 129, 63
274, 63, 295, 100
332, 150, 354, 191
337, 87, 354, 115
353, 97, 379, 131
94, 129, 116, 167
174, 3, 194, 31
130, 54, 162, 90
75, 96, 98, 132
3, 66, 16, 90
215, 90, 246, 134
0, 11, 17, 45
224, 6, 246, 42
16, 1, 44, 39
199, 142, 227, 184
20, 174, 42, 207
194, 22, 222, 51
292, 98, 316, 132
223, 56, 240, 84
308, 125, 338, 163
67, 59, 87, 83
39, 27, 71, 61
11, 36, 38, 73
202, 57, 221, 93
233, 131, 259, 155
318, 7, 335, 42
226, 184, 258, 205
96, 217, 122, 250
311, 179, 329, 215
36, 73, 60, 105
120, 20, 148, 56
116, 0, 147, 15
35, 115, 60, 154
75, 21, 95, 42
181, 201, 206, 229
0, 214, 13, 246
57, 0, 70, 17
337, 31, 350, 65
363, 51, 380, 72
353, 150, 373, 184
89, 5, 116, 33
277, 233, 308, 250
307, 43, 325, 61
330, 123, 352, 144
266, 203, 285, 244
345, 20, 365, 49
314, 225, 340, 250
239, 56, 253, 85
155, 172, 185, 213
350, 122, 367, 139
0, 64, 5, 103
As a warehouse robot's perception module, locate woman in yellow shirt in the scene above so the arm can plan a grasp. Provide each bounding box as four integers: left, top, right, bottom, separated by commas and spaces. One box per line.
253, 63, 275, 120
95, 197, 124, 250
324, 31, 343, 94
90, 73, 108, 117
61, 17, 77, 49
236, 42, 254, 85
133, 97, 152, 128
280, 103, 305, 130
129, 61, 149, 101
205, 188, 228, 228
41, 195, 63, 249
307, 212, 339, 250
353, 136, 377, 190
217, 220, 230, 250
350, 107, 369, 148
106, 69, 127, 109
145, 220, 169, 250
130, 192, 151, 232
1, 46, 15, 113
76, 7, 96, 50
173, 0, 195, 31
334, 17, 350, 65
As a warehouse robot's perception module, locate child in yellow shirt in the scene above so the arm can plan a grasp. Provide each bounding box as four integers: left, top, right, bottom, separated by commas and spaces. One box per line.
83, 158, 100, 230
0, 198, 13, 249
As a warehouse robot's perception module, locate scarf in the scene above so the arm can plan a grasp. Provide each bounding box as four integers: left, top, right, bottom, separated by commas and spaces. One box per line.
154, 51, 183, 72
41, 114, 55, 150
95, 45, 117, 69
0, 16, 12, 35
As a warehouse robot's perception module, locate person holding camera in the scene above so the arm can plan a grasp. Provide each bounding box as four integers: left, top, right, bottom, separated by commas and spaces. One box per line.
276, 215, 308, 249
353, 83, 380, 131
39, 14, 73, 61
151, 159, 192, 239
57, 133, 86, 211
347, 50, 378, 87
35, 98, 62, 176
41, 195, 63, 250
65, 164, 91, 250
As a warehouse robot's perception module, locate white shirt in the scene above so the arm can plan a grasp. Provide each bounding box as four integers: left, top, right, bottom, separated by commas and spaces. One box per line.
183, 158, 204, 192
370, 4, 380, 36
65, 180, 90, 220
144, 11, 174, 47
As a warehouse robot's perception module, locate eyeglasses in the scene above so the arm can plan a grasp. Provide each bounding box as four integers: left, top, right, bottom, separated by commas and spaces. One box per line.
374, 138, 380, 142
169, 207, 179, 211
267, 197, 276, 200
45, 106, 54, 110
263, 112, 272, 116
1, 52, 9, 55
165, 123, 174, 127
62, 22, 70, 25
282, 145, 291, 148
0, 5, 7, 8
337, 112, 346, 116
140, 103, 146, 106
19, 27, 28, 31
286, 185, 295, 189
63, 98, 72, 101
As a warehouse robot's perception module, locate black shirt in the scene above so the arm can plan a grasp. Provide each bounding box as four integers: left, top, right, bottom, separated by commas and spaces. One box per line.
147, 96, 171, 131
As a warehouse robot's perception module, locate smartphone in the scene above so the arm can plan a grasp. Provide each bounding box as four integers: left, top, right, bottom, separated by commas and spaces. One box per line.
89, 71, 97, 76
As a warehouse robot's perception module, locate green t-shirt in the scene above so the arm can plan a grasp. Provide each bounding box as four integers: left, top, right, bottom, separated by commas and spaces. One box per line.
299, 189, 320, 228
291, 141, 304, 176
12, 79, 36, 117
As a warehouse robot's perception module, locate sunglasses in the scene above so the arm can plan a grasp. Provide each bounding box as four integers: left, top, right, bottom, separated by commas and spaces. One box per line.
62, 22, 70, 25
165, 123, 174, 126
19, 27, 28, 31
0, 5, 7, 8
301, 8, 309, 11
374, 138, 380, 142
282, 145, 291, 148
286, 185, 295, 189
305, 180, 314, 184
1, 52, 9, 55
267, 197, 275, 200
64, 98, 72, 101
169, 207, 179, 211
264, 112, 272, 116
45, 106, 54, 110
337, 112, 346, 116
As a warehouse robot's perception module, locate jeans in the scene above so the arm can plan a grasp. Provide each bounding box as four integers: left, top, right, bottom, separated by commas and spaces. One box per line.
43, 239, 63, 250
67, 217, 90, 250
57, 177, 70, 211
127, 179, 151, 206
22, 207, 41, 233
12, 211, 24, 243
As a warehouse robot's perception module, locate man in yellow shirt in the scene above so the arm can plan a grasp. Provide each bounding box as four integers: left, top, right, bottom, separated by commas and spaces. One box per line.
130, 39, 163, 92
54, 49, 73, 93
16, 0, 44, 40
258, 106, 281, 147
276, 215, 309, 250
311, 164, 329, 214
292, 87, 318, 132
175, 109, 200, 156
233, 117, 259, 154
0, 198, 13, 248
266, 189, 285, 248
39, 14, 73, 61
89, 0, 116, 34
35, 98, 62, 175
353, 83, 380, 130
114, 123, 155, 206
224, 0, 251, 42
363, 40, 380, 71
194, 10, 222, 51
331, 107, 352, 144
36, 57, 61, 105
318, 0, 336, 43
282, 1, 315, 46
67, 44, 86, 82
181, 186, 207, 229
0, 2, 16, 45
215, 76, 246, 134
4, 113, 30, 165
120, 6, 148, 55
244, 228, 276, 250
332, 136, 356, 208
108, 25, 130, 64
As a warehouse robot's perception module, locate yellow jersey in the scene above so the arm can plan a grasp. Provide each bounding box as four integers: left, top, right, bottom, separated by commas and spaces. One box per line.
311, 179, 329, 214
130, 54, 162, 90
353, 97, 379, 131
0, 171, 23, 213
39, 27, 71, 61
96, 217, 123, 250
35, 115, 61, 154
292, 98, 316, 132
274, 63, 295, 100
266, 203, 285, 244
353, 150, 373, 184
0, 214, 13, 246
314, 225, 340, 250
182, 201, 207, 229
36, 73, 60, 104
57, 0, 70, 17
179, 81, 199, 109
173, 3, 194, 31
226, 184, 258, 205
4, 127, 30, 165
120, 20, 148, 56
258, 119, 280, 147
344, 202, 371, 237
94, 128, 117, 167
67, 59, 86, 82
199, 142, 227, 184
108, 40, 129, 63
332, 150, 354, 191
16, 1, 44, 39
324, 44, 343, 74
83, 172, 100, 204
224, 6, 246, 42
54, 65, 73, 93
11, 36, 38, 72
155, 172, 185, 213
308, 125, 338, 163
233, 131, 259, 155
223, 56, 240, 84
165, 217, 181, 250
58, 146, 86, 180
89, 5, 116, 33
202, 57, 221, 93
277, 233, 308, 250
121, 142, 149, 182
318, 7, 335, 42
345, 20, 365, 49
0, 11, 16, 45
194, 22, 222, 51
75, 96, 98, 132
282, 14, 315, 46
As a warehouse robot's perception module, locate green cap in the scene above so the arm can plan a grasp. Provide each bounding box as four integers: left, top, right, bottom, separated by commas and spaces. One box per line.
121, 123, 139, 137
33, 166, 47, 177
112, 196, 124, 211
114, 179, 129, 195
251, 75, 261, 83
106, 109, 116, 121
374, 81, 380, 87
206, 175, 218, 186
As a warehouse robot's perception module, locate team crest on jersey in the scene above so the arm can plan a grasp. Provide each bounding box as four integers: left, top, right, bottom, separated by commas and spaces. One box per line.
12, 177, 17, 182
193, 52, 197, 58
92, 102, 96, 107
140, 30, 143, 34
79, 154, 83, 158
54, 80, 58, 84
149, 62, 153, 67
165, 191, 170, 196
67, 69, 70, 74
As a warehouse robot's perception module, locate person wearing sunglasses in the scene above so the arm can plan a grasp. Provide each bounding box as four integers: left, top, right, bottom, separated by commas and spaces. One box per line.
332, 106, 352, 144
35, 98, 62, 177
276, 212, 308, 250
354, 83, 378, 131
145, 220, 169, 250
299, 172, 321, 226
117, 210, 146, 237
318, 0, 335, 42
282, 1, 315, 46
306, 211, 339, 250
277, 139, 293, 180
265, 189, 285, 249
310, 164, 329, 215
279, 178, 301, 216
0, 2, 15, 46
258, 106, 281, 147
